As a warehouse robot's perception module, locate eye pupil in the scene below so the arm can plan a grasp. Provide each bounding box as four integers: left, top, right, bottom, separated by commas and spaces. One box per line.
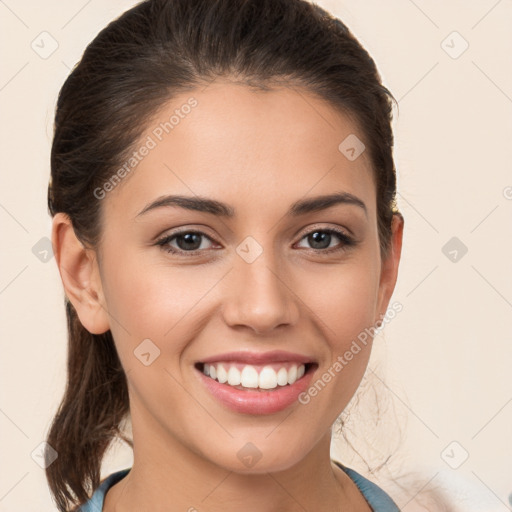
309, 231, 331, 249
177, 233, 202, 250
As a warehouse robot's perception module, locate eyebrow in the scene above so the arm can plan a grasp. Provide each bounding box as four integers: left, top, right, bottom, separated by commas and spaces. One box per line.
135, 191, 367, 219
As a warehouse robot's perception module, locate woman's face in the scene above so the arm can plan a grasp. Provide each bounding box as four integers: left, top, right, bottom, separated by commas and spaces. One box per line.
72, 80, 402, 473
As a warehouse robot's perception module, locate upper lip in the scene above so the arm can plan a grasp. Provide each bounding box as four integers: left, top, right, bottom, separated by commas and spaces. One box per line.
199, 350, 316, 365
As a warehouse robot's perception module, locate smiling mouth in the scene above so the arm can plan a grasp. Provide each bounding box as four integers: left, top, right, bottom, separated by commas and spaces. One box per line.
195, 361, 317, 391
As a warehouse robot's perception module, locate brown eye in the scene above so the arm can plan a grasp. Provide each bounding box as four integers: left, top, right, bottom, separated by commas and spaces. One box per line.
156, 230, 216, 254
295, 228, 355, 253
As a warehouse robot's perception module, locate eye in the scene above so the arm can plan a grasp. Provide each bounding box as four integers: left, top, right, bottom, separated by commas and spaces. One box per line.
155, 226, 356, 257
155, 230, 217, 254
295, 227, 355, 253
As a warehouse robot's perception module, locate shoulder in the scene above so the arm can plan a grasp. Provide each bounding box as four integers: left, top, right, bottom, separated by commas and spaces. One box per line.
333, 460, 400, 511
77, 468, 130, 512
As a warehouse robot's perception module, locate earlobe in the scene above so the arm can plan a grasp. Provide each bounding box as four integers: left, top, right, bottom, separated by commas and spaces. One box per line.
375, 213, 404, 324
51, 213, 110, 335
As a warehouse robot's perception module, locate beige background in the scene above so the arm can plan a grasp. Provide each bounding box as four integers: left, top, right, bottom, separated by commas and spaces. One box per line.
1, 1, 511, 510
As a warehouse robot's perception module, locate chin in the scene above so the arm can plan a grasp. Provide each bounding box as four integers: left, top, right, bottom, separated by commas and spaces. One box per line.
200, 438, 313, 475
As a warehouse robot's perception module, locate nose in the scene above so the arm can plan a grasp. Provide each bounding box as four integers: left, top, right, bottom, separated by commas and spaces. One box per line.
221, 251, 300, 335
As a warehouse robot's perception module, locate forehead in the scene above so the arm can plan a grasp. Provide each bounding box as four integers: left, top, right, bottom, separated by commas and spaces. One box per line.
101, 80, 376, 222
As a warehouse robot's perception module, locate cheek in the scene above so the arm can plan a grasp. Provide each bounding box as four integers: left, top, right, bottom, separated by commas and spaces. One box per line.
101, 252, 223, 360
294, 259, 380, 412
296, 257, 380, 346
100, 254, 214, 433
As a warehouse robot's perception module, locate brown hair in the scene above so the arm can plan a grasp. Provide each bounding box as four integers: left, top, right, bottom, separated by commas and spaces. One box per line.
46, 0, 401, 509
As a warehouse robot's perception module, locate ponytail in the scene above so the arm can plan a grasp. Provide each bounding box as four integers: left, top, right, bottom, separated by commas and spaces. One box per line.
45, 300, 131, 511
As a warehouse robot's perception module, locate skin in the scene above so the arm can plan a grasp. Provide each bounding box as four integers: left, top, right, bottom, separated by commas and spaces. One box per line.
52, 79, 403, 511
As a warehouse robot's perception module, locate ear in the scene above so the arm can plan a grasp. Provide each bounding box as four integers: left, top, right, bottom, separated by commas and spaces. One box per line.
51, 212, 110, 335
375, 213, 404, 324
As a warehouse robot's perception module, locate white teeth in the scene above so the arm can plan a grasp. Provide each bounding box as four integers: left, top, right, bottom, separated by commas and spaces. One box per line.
259, 366, 278, 389
216, 364, 228, 384
240, 366, 259, 388
227, 366, 241, 386
277, 367, 288, 386
287, 365, 297, 385
202, 362, 307, 389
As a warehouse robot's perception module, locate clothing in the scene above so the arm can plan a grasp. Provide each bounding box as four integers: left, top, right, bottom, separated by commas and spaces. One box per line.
78, 460, 399, 511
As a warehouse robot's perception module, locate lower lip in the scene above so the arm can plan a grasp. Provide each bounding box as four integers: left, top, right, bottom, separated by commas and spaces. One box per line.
197, 366, 316, 415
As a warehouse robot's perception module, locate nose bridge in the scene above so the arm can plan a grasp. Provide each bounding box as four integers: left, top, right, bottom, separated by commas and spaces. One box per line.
222, 239, 298, 333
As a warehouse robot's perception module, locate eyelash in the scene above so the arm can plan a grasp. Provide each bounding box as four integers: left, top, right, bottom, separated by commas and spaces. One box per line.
155, 227, 356, 256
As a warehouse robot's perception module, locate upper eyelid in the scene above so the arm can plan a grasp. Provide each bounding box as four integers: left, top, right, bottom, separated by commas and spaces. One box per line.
156, 228, 217, 244
157, 224, 350, 239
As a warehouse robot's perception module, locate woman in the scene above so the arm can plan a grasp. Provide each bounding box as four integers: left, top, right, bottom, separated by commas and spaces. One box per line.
46, 0, 404, 510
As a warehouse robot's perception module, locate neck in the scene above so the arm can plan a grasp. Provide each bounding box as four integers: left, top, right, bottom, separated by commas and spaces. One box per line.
104, 409, 366, 512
